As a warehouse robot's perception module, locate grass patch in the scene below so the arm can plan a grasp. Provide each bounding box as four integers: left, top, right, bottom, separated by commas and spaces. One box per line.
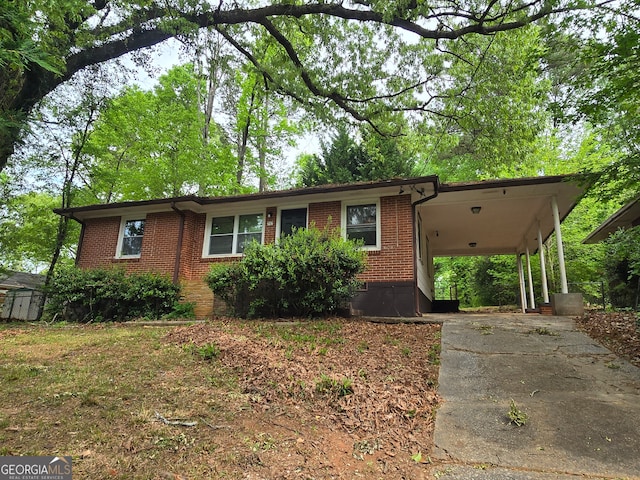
528, 327, 559, 336
427, 343, 441, 365
315, 374, 354, 397
184, 341, 221, 360
507, 399, 529, 426
0, 324, 243, 478
472, 323, 494, 335
249, 320, 345, 352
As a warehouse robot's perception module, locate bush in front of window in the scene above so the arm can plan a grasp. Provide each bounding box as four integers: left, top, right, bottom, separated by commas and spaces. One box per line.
45, 267, 184, 322
205, 226, 367, 318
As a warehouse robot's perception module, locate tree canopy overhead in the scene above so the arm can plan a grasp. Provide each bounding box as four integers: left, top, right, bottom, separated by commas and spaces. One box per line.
0, 0, 616, 172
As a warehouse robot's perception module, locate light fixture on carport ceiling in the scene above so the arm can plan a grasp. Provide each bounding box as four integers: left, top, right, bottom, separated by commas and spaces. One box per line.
471, 206, 481, 214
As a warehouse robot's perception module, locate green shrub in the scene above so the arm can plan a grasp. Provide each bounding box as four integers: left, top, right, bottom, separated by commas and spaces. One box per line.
163, 301, 196, 319
195, 342, 220, 361
184, 342, 220, 361
45, 267, 182, 322
205, 225, 366, 318
315, 374, 354, 397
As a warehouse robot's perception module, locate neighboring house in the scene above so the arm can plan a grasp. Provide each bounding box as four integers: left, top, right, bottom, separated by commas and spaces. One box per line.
55, 175, 584, 318
583, 196, 640, 310
583, 196, 640, 244
0, 271, 46, 321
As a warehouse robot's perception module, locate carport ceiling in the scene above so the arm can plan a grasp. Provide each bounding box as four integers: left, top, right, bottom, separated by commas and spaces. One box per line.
419, 176, 585, 257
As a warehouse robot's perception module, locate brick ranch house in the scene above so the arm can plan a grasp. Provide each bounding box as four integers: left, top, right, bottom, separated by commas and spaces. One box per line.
55, 175, 584, 318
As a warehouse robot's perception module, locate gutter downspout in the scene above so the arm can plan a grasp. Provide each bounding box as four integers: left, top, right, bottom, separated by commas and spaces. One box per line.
171, 203, 186, 285
411, 179, 439, 316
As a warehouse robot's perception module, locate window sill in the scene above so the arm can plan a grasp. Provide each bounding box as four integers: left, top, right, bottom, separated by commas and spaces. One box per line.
112, 257, 141, 263
201, 254, 243, 261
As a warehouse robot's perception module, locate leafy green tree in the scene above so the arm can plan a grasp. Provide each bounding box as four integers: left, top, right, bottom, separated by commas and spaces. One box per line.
539, 17, 640, 304
218, 55, 303, 192
1, 68, 118, 280
84, 64, 238, 201
0, 0, 63, 169
573, 17, 640, 198
436, 256, 522, 309
297, 126, 367, 186
296, 124, 415, 186
418, 26, 551, 181
555, 11, 640, 308
0, 192, 78, 273
360, 126, 417, 181
472, 256, 521, 307
0, 0, 612, 173
434, 257, 475, 307
603, 227, 640, 308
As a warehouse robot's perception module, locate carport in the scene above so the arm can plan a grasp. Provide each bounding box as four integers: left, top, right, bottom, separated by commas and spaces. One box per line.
416, 175, 586, 314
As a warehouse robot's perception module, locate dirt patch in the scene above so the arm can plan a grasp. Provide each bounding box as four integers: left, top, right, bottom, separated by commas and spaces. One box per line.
576, 311, 640, 367
165, 318, 442, 478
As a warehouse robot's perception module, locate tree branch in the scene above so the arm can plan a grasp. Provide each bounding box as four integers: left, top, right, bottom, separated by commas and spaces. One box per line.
0, 0, 618, 171
26, 1, 596, 115
257, 16, 386, 134
213, 26, 311, 107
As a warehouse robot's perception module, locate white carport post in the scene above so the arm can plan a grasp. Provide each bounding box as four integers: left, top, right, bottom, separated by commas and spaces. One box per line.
551, 196, 569, 294
517, 253, 528, 313
537, 223, 550, 303
525, 246, 535, 309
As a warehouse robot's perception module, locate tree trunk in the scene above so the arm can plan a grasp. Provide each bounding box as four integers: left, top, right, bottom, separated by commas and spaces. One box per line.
235, 85, 257, 187
45, 216, 70, 287
236, 121, 250, 186
258, 90, 269, 193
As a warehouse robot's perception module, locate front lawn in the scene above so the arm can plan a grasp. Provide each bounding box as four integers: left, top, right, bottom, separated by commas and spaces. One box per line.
0, 319, 441, 479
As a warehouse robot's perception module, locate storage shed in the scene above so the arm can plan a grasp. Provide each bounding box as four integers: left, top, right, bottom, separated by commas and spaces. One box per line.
0, 271, 46, 321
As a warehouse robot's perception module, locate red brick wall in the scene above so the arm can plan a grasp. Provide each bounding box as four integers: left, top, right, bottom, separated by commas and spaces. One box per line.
77, 213, 179, 277
309, 201, 341, 231
361, 194, 414, 282
137, 211, 179, 275
77, 194, 416, 318
264, 207, 277, 244
176, 211, 198, 280
78, 217, 120, 269
188, 212, 231, 280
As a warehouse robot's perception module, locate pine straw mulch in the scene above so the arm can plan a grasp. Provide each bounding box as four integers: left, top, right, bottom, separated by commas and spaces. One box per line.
164, 318, 441, 477
575, 311, 640, 368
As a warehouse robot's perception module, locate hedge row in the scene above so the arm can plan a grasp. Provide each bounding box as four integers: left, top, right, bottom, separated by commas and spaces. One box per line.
45, 267, 189, 322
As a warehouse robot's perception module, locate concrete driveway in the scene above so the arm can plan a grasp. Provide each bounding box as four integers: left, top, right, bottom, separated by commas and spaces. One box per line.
430, 313, 640, 479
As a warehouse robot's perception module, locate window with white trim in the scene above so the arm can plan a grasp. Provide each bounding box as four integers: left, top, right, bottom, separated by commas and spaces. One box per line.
343, 201, 380, 249
206, 213, 264, 256
117, 218, 145, 258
